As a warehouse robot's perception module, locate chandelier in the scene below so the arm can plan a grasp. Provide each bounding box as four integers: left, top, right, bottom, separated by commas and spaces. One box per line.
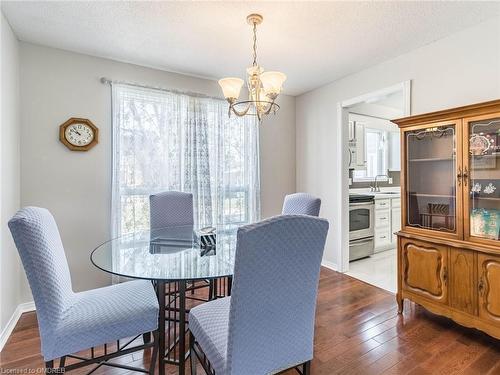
218, 14, 286, 121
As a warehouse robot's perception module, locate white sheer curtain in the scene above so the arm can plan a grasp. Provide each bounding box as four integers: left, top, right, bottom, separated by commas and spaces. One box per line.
111, 83, 260, 237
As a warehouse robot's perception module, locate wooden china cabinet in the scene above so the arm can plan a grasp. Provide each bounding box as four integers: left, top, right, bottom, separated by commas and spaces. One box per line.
393, 99, 500, 339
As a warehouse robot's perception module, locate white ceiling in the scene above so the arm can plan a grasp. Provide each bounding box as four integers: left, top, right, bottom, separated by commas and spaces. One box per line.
2, 1, 499, 96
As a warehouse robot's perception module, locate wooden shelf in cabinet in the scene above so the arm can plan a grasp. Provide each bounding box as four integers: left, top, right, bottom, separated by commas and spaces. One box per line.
409, 157, 455, 162
470, 196, 500, 201
471, 154, 499, 159
408, 193, 455, 198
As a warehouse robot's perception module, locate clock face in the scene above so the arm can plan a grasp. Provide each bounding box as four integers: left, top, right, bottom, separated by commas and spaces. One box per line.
64, 123, 94, 146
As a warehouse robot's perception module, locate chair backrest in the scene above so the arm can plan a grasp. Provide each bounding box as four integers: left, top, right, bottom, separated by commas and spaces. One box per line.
8, 207, 74, 344
282, 193, 321, 216
227, 215, 329, 374
149, 191, 194, 229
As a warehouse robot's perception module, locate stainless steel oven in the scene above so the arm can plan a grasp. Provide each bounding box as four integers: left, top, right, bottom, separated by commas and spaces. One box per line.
349, 194, 375, 261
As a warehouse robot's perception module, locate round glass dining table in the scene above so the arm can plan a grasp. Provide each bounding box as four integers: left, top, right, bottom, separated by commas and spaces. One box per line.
91, 225, 237, 375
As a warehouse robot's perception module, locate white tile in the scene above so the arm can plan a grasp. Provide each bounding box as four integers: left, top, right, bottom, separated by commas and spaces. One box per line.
346, 249, 397, 293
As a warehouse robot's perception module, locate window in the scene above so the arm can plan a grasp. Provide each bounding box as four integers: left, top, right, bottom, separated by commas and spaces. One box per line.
111, 84, 260, 236
353, 128, 388, 180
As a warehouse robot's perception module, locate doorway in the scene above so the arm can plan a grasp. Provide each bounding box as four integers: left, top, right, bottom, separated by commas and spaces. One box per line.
336, 81, 411, 292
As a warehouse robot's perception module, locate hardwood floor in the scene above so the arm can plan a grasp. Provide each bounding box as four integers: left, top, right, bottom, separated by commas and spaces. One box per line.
1, 267, 500, 374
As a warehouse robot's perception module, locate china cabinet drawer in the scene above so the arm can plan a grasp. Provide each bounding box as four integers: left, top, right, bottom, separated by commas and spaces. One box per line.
375, 209, 391, 228
375, 199, 390, 210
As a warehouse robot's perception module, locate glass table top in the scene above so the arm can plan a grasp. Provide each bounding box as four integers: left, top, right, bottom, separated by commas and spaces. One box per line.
91, 225, 237, 281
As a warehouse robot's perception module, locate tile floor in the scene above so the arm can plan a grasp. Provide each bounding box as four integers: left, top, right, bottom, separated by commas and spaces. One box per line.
346, 248, 397, 293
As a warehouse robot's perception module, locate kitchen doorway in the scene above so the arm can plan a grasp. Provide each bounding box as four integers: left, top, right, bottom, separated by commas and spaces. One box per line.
335, 81, 411, 293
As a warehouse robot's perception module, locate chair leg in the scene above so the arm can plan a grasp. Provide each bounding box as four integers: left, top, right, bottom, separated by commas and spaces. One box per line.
59, 356, 66, 368
227, 276, 232, 296
303, 361, 311, 375
208, 280, 214, 301
190, 333, 197, 375
149, 331, 159, 375
45, 360, 54, 372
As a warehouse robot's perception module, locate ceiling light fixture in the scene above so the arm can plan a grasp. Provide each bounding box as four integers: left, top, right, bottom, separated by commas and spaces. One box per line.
218, 14, 286, 122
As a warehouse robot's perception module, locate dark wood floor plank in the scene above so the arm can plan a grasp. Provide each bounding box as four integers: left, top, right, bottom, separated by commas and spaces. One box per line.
1, 268, 499, 374
464, 346, 500, 374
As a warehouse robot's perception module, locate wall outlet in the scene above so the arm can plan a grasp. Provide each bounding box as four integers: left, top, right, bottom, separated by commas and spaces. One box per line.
388, 177, 393, 184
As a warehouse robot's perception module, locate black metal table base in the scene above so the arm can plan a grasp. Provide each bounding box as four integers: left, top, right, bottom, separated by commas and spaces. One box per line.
157, 277, 232, 375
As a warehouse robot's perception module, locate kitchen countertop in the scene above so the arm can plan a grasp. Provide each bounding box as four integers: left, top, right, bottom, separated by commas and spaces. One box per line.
349, 187, 401, 199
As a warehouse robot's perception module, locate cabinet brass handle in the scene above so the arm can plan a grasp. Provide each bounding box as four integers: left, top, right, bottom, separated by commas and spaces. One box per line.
457, 167, 462, 186
478, 277, 484, 296
463, 166, 469, 187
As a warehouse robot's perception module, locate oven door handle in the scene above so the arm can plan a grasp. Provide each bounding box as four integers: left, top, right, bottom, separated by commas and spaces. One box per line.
350, 237, 374, 245
349, 202, 374, 207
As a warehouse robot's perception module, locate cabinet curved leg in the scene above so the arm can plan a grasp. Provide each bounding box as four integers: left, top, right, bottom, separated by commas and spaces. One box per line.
396, 294, 404, 314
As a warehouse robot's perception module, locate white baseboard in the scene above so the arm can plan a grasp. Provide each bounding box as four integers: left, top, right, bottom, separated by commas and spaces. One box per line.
321, 260, 338, 272
0, 301, 35, 351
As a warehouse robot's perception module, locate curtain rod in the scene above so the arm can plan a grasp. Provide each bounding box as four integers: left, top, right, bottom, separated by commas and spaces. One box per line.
100, 77, 225, 101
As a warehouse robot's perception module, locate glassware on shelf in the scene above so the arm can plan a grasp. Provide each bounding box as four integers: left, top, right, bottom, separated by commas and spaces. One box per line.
468, 117, 500, 241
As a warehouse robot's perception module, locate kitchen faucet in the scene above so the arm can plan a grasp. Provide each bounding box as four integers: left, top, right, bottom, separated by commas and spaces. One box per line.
370, 174, 389, 192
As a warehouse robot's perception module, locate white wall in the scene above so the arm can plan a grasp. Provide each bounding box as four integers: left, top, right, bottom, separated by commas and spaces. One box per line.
19, 43, 296, 295
260, 94, 296, 218
296, 17, 500, 268
0, 13, 27, 332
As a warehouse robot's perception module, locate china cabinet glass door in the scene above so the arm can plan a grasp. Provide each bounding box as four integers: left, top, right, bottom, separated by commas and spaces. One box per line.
405, 122, 460, 235
465, 113, 500, 244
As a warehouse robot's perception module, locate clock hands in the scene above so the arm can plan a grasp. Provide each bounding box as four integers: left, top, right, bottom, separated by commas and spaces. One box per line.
70, 128, 82, 136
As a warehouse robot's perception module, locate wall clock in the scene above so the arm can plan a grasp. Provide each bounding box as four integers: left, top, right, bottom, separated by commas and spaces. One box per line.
59, 118, 98, 151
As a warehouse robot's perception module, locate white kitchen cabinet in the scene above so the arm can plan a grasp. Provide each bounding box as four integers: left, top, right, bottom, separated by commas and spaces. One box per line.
391, 207, 401, 242
374, 196, 401, 252
375, 208, 390, 228
355, 123, 366, 169
375, 199, 390, 210
375, 227, 392, 249
348, 121, 367, 170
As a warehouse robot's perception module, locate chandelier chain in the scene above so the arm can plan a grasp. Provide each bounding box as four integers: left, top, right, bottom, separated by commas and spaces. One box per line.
252, 21, 257, 67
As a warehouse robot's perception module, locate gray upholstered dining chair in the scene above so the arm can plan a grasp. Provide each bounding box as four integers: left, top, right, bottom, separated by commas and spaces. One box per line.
189, 215, 329, 375
149, 190, 213, 298
282, 192, 321, 216
149, 191, 194, 229
8, 207, 159, 373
